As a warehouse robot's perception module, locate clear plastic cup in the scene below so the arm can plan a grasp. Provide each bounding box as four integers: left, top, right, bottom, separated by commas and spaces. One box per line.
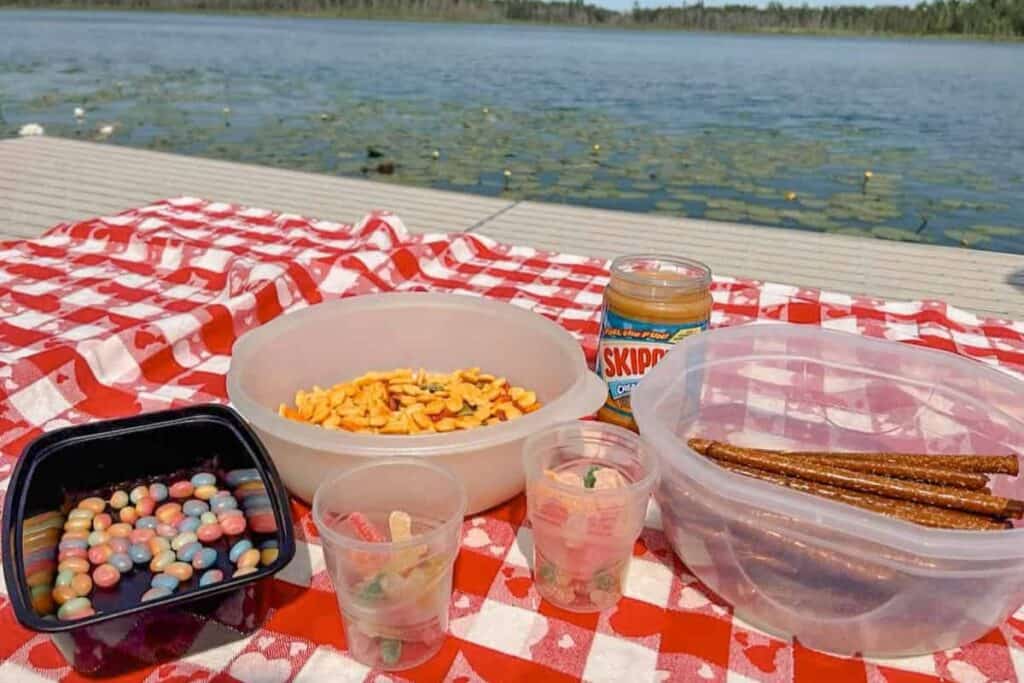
312, 459, 466, 670
523, 421, 658, 612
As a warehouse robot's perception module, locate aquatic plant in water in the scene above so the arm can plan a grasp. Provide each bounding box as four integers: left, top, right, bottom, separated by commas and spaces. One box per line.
2, 65, 1019, 253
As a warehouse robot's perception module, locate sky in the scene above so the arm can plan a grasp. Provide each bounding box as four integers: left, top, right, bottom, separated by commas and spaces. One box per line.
598, 0, 914, 9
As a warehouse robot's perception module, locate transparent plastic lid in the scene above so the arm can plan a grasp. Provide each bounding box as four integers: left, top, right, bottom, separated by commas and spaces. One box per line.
632, 323, 1024, 561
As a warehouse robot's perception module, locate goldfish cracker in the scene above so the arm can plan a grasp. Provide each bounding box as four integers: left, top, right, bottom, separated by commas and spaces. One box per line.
280, 368, 542, 435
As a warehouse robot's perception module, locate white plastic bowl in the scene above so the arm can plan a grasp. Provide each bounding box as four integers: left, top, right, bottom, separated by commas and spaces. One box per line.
633, 323, 1024, 657
227, 293, 607, 514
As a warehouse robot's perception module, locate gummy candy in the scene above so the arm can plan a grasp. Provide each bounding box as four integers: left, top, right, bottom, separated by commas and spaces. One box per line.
349, 512, 386, 543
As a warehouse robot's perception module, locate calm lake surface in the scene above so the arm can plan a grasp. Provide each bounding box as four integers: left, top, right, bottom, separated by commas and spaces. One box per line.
2, 10, 1023, 251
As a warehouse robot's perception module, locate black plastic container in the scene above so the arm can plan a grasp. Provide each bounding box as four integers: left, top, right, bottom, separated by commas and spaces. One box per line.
2, 404, 296, 676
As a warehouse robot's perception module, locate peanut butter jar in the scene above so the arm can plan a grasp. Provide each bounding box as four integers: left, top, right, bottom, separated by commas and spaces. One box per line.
596, 254, 712, 431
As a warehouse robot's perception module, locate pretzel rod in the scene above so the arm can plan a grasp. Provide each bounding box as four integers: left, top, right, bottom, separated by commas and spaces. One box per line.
690, 438, 994, 489
689, 438, 1018, 475
703, 442, 1024, 519
800, 457, 988, 490
667, 514, 890, 587
731, 525, 898, 586
666, 495, 900, 583
795, 453, 1018, 476
722, 462, 1010, 531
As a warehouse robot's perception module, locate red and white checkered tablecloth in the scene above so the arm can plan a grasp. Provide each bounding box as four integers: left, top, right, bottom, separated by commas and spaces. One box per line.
2, 197, 1024, 683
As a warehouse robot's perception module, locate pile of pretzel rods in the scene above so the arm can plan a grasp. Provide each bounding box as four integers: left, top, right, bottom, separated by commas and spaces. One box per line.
688, 439, 1023, 531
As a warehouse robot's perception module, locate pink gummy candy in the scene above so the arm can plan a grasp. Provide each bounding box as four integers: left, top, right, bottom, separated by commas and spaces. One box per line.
348, 512, 385, 543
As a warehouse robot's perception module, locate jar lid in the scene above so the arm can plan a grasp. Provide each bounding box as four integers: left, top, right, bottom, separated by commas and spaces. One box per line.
610, 254, 712, 297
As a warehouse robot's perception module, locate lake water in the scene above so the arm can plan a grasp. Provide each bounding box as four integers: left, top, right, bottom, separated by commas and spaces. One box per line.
2, 10, 1023, 251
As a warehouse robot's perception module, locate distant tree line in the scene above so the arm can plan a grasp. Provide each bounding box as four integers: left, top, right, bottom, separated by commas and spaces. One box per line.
629, 0, 1024, 36
4, 0, 1023, 37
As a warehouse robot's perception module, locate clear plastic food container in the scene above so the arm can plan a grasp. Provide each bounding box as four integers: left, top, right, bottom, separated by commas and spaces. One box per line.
227, 293, 607, 514
632, 323, 1024, 657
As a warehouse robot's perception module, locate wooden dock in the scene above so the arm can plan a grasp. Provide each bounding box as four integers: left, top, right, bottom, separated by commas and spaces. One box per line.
2, 135, 1022, 319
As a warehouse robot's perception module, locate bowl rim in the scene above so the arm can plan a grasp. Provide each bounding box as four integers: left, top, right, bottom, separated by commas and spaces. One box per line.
633, 323, 1024, 563
227, 292, 599, 456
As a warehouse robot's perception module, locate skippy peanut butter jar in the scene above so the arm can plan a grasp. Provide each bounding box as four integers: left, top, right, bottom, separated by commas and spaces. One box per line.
596, 254, 712, 431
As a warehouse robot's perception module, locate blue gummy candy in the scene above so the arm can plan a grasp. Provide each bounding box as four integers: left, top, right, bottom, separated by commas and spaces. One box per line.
190, 472, 216, 487
177, 541, 202, 563
225, 468, 260, 488
228, 539, 253, 563
109, 552, 133, 573
129, 543, 152, 564
136, 516, 158, 530
151, 573, 180, 591
192, 547, 217, 570
182, 500, 209, 517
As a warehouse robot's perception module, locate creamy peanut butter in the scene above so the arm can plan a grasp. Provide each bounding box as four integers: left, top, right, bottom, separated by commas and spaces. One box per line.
596, 255, 712, 431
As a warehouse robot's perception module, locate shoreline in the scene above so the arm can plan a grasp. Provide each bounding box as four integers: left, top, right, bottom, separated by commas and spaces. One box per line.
3, 5, 1022, 43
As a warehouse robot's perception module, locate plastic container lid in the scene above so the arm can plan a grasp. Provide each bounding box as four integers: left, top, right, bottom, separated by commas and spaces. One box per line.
633, 323, 1024, 561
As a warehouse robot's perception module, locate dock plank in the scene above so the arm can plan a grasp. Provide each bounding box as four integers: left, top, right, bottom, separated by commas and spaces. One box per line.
0, 137, 511, 236
471, 201, 1024, 318
2, 136, 1021, 319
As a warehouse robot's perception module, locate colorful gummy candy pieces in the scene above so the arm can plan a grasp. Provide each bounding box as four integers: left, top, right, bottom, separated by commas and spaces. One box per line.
29, 468, 282, 621
343, 509, 446, 668
227, 468, 278, 534
535, 548, 626, 610
348, 511, 386, 543
23, 511, 63, 617
345, 510, 427, 576
545, 465, 627, 490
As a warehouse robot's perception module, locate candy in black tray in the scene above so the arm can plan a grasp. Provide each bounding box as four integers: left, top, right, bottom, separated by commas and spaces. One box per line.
2, 405, 296, 676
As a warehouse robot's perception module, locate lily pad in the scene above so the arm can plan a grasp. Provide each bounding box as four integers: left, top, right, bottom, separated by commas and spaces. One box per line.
944, 229, 991, 246
705, 210, 747, 223
871, 227, 924, 243
971, 224, 1022, 237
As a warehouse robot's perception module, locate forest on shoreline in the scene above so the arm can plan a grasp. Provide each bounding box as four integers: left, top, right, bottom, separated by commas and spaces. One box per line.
3, 0, 1023, 37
